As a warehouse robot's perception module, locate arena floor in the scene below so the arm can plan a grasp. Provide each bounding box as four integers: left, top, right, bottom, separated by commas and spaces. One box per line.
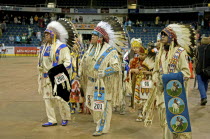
0, 57, 209, 139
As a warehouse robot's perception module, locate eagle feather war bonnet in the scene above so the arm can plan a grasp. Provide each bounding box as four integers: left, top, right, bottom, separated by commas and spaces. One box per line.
45, 18, 81, 48
161, 24, 196, 57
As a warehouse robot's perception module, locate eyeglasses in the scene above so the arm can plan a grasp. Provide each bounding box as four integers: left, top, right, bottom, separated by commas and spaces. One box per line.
161, 32, 168, 37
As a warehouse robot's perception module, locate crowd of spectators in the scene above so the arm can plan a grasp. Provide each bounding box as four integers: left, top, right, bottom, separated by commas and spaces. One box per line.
0, 12, 56, 27
125, 14, 210, 30
0, 11, 58, 46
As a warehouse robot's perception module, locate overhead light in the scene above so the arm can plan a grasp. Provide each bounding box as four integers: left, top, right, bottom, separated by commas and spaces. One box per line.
47, 2, 55, 8
131, 4, 136, 6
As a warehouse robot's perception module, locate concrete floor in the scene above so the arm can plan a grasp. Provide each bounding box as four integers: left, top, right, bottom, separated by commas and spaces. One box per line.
0, 57, 209, 139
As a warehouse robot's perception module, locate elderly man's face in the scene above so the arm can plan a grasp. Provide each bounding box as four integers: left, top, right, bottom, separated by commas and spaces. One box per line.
91, 34, 103, 45
44, 32, 52, 43
45, 32, 50, 40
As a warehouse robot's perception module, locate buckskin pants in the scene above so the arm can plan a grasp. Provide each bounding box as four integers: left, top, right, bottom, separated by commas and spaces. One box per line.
44, 98, 71, 123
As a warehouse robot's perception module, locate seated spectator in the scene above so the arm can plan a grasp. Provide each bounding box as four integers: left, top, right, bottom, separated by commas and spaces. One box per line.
21, 33, 27, 44
139, 21, 143, 27
18, 16, 22, 24
10, 14, 14, 24
36, 30, 42, 42
4, 14, 9, 24
14, 16, 18, 24
44, 17, 48, 27
39, 16, 44, 28
34, 15, 38, 23
28, 26, 33, 37
50, 13, 56, 21
143, 28, 147, 33
15, 35, 21, 44
26, 36, 32, 44
22, 16, 26, 25
9, 35, 15, 44
30, 16, 33, 25
136, 20, 140, 27
1, 21, 7, 33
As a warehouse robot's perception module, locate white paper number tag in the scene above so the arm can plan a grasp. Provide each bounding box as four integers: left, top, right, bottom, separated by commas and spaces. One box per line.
54, 72, 67, 85
93, 101, 104, 111
141, 80, 152, 88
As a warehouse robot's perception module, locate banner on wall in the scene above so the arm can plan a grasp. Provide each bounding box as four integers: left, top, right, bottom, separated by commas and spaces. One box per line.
0, 6, 36, 12
74, 24, 96, 30
128, 9, 139, 13
101, 8, 109, 13
74, 8, 98, 13
109, 9, 128, 13
62, 8, 70, 13
5, 46, 14, 54
15, 47, 39, 55
36, 7, 61, 13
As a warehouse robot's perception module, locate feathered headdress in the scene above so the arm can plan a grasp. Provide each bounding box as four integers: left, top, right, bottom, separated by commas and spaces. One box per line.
57, 18, 82, 48
103, 16, 128, 52
161, 24, 196, 57
45, 21, 69, 43
45, 19, 82, 48
88, 21, 115, 59
94, 21, 115, 44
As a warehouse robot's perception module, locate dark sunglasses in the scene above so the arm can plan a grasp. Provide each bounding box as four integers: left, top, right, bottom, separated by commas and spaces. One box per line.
161, 32, 168, 37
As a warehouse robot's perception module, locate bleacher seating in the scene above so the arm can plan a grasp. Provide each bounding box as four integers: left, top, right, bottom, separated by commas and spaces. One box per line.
0, 24, 45, 46
1, 23, 210, 48
128, 26, 210, 47
201, 29, 210, 37
128, 26, 164, 47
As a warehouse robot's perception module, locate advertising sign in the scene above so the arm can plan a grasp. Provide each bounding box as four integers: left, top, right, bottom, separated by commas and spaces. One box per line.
15, 47, 38, 55
74, 8, 98, 13
74, 24, 96, 30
